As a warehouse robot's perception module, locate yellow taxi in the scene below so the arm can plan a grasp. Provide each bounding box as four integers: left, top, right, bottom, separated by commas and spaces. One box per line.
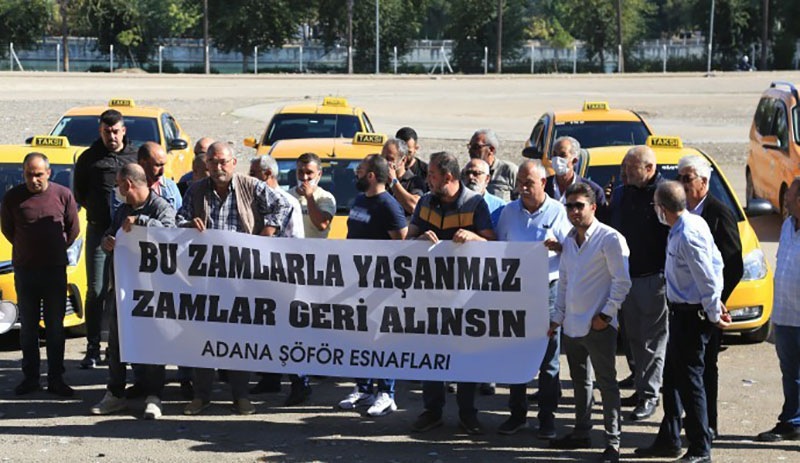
265, 132, 387, 239
0, 136, 88, 332
746, 81, 800, 217
46, 98, 193, 181
244, 97, 377, 155
581, 136, 773, 342
524, 101, 653, 168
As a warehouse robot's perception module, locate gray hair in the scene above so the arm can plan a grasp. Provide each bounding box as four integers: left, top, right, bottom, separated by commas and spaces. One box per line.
383, 138, 409, 159
625, 145, 656, 167
553, 136, 581, 159
463, 158, 490, 176
677, 155, 712, 180
519, 159, 547, 180
473, 128, 499, 150
251, 155, 278, 176
655, 180, 687, 213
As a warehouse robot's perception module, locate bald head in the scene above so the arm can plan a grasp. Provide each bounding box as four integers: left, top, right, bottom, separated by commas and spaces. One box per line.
137, 141, 167, 185
194, 137, 215, 156
624, 145, 657, 188
655, 180, 686, 213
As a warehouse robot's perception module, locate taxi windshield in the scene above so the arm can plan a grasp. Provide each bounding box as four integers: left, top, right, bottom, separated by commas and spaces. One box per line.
584, 162, 744, 222
276, 159, 360, 213
51, 115, 160, 148
554, 121, 651, 148
0, 163, 73, 202
264, 114, 361, 145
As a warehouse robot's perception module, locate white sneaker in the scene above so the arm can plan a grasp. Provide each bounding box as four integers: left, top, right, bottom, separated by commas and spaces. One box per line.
367, 392, 398, 417
143, 396, 162, 420
90, 391, 127, 415
337, 387, 375, 409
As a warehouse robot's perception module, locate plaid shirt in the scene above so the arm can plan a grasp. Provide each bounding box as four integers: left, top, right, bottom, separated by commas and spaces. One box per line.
774, 216, 800, 327
177, 178, 291, 233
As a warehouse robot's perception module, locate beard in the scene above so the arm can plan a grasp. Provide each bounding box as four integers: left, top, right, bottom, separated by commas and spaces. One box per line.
355, 176, 370, 192
464, 180, 482, 192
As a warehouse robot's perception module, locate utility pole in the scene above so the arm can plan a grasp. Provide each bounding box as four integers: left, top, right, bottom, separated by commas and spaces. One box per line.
496, 0, 503, 73
375, 0, 380, 74
616, 0, 624, 72
203, 0, 210, 74
760, 0, 768, 70
59, 0, 69, 72
707, 0, 715, 74
347, 0, 353, 74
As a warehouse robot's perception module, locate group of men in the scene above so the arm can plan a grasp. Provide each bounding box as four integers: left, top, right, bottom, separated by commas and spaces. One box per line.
4, 108, 800, 463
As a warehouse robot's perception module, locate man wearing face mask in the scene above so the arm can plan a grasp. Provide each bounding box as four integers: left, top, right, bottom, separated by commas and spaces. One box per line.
338, 154, 407, 416
545, 137, 606, 208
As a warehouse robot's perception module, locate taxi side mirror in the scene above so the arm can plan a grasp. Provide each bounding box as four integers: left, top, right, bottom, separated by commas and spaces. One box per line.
522, 146, 543, 160
244, 137, 258, 148
745, 198, 774, 217
168, 138, 188, 151
762, 135, 782, 151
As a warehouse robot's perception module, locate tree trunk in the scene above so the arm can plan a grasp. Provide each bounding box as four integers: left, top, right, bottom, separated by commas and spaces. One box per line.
59, 0, 69, 72
495, 0, 503, 73
242, 51, 249, 73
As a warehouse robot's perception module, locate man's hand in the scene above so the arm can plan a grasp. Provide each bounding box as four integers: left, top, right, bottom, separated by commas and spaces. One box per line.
604, 175, 616, 203
591, 314, 610, 331
297, 179, 317, 198
547, 322, 560, 338
417, 230, 440, 243
101, 235, 115, 252
716, 302, 732, 328
453, 228, 481, 243
544, 238, 562, 252
387, 163, 398, 181
120, 215, 137, 233
191, 217, 206, 232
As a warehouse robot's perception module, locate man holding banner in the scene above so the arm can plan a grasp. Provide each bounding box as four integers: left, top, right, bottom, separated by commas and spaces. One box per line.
407, 150, 495, 435
338, 154, 407, 417
177, 142, 291, 416
550, 182, 631, 463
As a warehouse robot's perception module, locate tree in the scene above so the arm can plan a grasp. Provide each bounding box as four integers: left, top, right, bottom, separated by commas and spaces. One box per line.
0, 0, 52, 60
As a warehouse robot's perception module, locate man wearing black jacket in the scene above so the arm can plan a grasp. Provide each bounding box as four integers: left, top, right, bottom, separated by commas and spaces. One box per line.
73, 109, 137, 369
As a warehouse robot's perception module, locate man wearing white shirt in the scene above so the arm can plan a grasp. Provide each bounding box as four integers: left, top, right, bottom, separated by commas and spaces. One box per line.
249, 156, 304, 239
550, 182, 631, 463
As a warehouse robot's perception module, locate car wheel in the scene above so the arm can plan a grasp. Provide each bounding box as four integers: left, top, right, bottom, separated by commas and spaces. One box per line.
741, 321, 772, 343
745, 168, 755, 209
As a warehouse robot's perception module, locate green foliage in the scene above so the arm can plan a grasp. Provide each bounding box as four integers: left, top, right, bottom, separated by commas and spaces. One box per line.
0, 0, 52, 56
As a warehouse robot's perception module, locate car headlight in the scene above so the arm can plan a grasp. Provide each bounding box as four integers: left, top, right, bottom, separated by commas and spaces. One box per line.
741, 248, 767, 281
67, 238, 83, 267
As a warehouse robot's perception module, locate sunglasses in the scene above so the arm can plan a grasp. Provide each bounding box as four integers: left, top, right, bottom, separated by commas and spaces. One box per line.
676, 174, 698, 183
565, 201, 587, 211
464, 169, 487, 177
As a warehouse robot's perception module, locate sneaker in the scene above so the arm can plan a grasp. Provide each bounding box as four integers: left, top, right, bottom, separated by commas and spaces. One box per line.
411, 410, 443, 432
600, 445, 620, 463
90, 392, 127, 415
338, 388, 375, 410
14, 379, 40, 396
459, 414, 484, 435
80, 349, 101, 370
757, 422, 800, 442
47, 380, 75, 398
284, 385, 312, 406
498, 416, 528, 435
232, 398, 255, 415
367, 392, 397, 417
479, 382, 496, 396
143, 396, 162, 420
183, 398, 211, 416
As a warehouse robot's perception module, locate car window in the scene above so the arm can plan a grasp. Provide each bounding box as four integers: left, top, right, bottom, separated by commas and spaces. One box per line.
0, 163, 72, 202
584, 162, 744, 222
361, 112, 374, 133
264, 114, 362, 145
757, 98, 776, 136
529, 117, 545, 151
553, 121, 651, 149
774, 103, 790, 149
277, 159, 360, 213
51, 115, 159, 149
161, 113, 177, 144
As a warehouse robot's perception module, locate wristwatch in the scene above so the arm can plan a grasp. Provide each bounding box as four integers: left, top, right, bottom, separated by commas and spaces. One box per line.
598, 313, 612, 323
390, 178, 399, 189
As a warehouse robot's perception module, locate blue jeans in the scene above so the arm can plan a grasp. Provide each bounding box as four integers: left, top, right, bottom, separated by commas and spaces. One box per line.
775, 324, 800, 427
356, 378, 395, 397
84, 223, 109, 350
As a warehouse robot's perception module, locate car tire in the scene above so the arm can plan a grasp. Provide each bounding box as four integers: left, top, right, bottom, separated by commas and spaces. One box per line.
742, 321, 772, 343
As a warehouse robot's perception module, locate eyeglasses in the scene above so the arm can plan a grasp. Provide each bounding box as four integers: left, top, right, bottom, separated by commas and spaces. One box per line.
565, 201, 587, 211
464, 169, 487, 177
207, 158, 234, 167
467, 143, 490, 150
676, 174, 698, 183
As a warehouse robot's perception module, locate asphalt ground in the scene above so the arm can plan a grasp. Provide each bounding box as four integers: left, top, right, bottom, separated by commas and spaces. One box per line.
0, 71, 799, 462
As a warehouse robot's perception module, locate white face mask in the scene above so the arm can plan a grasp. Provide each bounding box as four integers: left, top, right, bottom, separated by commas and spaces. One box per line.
655, 204, 668, 226
114, 186, 126, 205
551, 156, 571, 176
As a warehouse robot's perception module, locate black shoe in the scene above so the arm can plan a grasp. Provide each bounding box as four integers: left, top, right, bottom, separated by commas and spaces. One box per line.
479, 382, 496, 396
250, 378, 281, 395
620, 392, 639, 407
411, 410, 443, 432
497, 416, 528, 435
80, 350, 101, 369
179, 380, 194, 400
600, 446, 620, 463
550, 433, 591, 449
14, 379, 40, 396
537, 417, 556, 440
446, 382, 457, 393
618, 374, 635, 389
125, 382, 147, 399
676, 453, 711, 463
283, 385, 311, 406
458, 414, 484, 435
47, 380, 75, 398
757, 422, 800, 442
634, 443, 682, 458
629, 397, 659, 421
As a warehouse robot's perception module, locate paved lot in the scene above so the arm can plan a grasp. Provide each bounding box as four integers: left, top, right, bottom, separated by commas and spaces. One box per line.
1, 71, 799, 462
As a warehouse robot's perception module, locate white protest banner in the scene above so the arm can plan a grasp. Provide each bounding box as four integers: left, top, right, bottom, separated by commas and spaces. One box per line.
114, 226, 550, 383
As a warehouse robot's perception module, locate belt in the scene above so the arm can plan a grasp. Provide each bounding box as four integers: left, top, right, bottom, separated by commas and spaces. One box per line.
631, 271, 662, 278
668, 302, 703, 311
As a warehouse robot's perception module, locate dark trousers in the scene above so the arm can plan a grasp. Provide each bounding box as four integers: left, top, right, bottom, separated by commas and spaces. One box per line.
422, 381, 477, 419
704, 326, 722, 431
106, 287, 164, 398
15, 266, 67, 382
658, 307, 713, 456
84, 224, 109, 350
259, 372, 309, 389
508, 328, 561, 421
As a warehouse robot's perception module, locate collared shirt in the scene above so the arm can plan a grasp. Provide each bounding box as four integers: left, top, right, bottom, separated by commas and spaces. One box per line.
688, 194, 708, 215
552, 174, 578, 203
481, 191, 507, 228
773, 216, 800, 327
152, 177, 183, 210
275, 187, 304, 238
554, 219, 631, 338
488, 158, 518, 202
665, 212, 724, 322
496, 197, 572, 282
